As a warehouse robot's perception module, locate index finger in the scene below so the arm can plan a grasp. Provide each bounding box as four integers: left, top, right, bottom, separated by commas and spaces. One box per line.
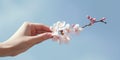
30, 23, 52, 32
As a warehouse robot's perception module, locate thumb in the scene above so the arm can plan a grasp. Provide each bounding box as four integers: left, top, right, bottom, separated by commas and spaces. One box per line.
30, 32, 53, 44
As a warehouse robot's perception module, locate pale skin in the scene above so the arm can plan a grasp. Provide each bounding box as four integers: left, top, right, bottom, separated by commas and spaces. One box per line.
0, 22, 53, 57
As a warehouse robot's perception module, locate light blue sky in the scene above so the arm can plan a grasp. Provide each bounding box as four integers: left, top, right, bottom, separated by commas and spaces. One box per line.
0, 0, 120, 60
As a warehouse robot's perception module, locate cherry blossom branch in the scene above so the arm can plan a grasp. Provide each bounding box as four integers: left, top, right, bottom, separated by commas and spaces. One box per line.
50, 15, 107, 44
82, 15, 107, 28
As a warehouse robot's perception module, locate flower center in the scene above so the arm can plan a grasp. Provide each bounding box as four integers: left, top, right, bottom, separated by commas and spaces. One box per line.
59, 30, 64, 35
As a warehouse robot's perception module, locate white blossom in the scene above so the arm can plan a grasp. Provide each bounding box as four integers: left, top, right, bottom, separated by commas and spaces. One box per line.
50, 21, 83, 44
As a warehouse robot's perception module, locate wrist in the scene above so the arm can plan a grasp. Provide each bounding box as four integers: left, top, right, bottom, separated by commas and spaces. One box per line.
0, 42, 14, 56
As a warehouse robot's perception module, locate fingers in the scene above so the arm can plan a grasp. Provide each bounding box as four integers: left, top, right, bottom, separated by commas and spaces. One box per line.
23, 22, 53, 44
29, 32, 53, 44
30, 23, 52, 32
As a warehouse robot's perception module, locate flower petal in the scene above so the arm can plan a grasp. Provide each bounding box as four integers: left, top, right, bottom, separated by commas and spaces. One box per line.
65, 24, 71, 33
51, 21, 83, 44
57, 21, 66, 28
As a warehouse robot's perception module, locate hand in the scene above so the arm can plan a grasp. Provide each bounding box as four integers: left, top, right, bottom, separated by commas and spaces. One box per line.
0, 22, 52, 56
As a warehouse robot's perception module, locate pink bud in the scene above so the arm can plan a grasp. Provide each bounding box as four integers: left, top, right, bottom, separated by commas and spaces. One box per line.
87, 15, 91, 19
90, 18, 95, 25
100, 17, 106, 20
90, 18, 93, 20
92, 18, 96, 21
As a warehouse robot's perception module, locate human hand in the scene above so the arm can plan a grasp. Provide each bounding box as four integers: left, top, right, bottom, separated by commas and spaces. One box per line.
0, 22, 52, 56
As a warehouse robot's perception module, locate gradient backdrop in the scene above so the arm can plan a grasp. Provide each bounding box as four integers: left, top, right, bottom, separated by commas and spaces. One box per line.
0, 0, 120, 60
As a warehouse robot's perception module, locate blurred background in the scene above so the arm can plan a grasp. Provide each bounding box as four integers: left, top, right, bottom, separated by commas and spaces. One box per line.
0, 0, 120, 60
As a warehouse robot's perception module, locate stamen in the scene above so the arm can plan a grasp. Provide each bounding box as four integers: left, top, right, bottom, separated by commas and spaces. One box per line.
59, 30, 64, 35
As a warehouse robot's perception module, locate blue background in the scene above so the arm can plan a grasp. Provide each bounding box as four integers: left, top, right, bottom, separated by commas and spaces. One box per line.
0, 0, 120, 60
